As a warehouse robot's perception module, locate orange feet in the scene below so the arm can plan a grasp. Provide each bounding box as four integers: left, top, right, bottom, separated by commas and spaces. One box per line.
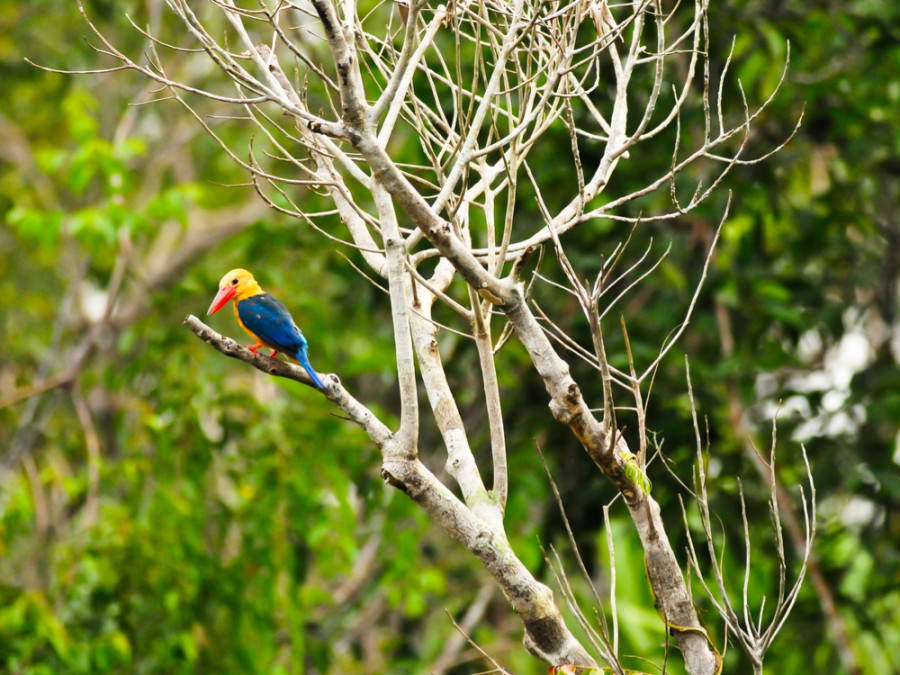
247, 343, 263, 354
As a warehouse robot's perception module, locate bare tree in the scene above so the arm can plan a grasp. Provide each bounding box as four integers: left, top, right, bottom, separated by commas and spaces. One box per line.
49, 0, 813, 672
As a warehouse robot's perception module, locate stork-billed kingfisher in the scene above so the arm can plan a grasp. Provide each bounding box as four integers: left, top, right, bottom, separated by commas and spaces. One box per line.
207, 269, 326, 389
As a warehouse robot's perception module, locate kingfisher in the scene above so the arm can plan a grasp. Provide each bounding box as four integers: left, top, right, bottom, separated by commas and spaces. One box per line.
207, 268, 327, 389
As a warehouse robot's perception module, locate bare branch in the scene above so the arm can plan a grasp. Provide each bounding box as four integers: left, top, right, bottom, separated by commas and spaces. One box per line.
65, 0, 803, 671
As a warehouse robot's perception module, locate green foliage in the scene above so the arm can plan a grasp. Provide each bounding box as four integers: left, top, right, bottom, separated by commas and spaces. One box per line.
2, 1, 899, 674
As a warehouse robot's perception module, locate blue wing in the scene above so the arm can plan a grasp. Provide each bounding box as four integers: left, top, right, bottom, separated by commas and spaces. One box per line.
237, 294, 326, 389
237, 294, 308, 356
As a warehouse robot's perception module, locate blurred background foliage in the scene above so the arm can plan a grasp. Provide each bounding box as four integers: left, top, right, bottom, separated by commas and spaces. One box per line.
1, 1, 898, 673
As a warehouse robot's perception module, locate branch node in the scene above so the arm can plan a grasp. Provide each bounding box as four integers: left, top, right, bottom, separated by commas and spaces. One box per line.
549, 399, 573, 424
381, 468, 409, 494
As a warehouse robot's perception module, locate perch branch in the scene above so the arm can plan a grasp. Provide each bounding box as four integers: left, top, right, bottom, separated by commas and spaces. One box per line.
185, 312, 597, 668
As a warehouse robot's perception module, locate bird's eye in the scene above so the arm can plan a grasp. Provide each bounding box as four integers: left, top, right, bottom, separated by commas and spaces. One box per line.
231, 278, 238, 285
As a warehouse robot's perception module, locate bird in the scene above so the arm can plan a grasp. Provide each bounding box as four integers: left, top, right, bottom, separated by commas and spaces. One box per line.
207, 268, 327, 389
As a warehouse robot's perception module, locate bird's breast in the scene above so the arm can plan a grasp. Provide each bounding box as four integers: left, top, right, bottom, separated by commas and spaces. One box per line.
233, 300, 264, 343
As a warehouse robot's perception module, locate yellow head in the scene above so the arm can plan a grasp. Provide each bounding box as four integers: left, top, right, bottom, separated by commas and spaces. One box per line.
207, 268, 264, 315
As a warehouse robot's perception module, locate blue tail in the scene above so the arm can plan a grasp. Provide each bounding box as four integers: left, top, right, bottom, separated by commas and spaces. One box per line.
295, 350, 326, 389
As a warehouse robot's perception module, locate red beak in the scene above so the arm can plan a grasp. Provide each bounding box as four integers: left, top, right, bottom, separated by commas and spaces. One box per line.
207, 286, 237, 315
